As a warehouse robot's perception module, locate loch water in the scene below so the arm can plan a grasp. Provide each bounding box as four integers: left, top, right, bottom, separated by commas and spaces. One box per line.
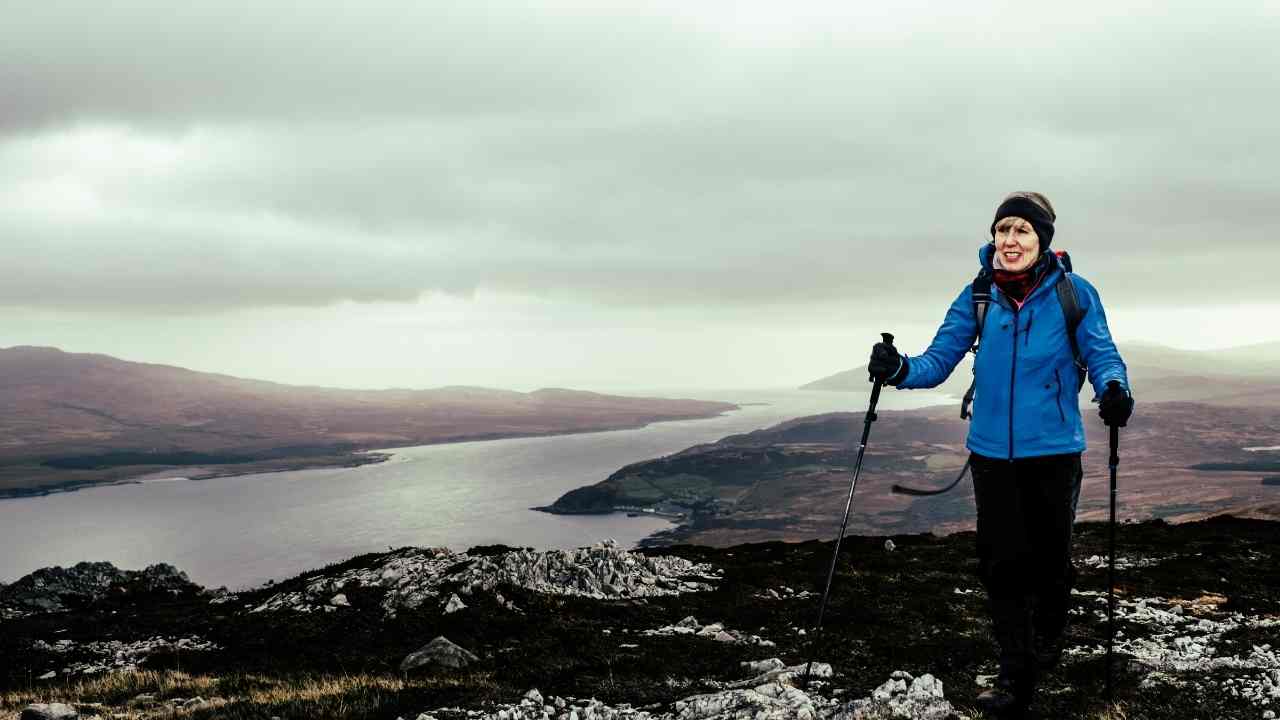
0, 388, 954, 589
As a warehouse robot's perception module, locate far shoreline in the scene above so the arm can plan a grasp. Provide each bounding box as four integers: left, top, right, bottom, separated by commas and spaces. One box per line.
0, 406, 743, 502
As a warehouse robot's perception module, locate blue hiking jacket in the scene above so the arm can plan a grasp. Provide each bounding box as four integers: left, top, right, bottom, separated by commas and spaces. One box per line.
896, 244, 1130, 460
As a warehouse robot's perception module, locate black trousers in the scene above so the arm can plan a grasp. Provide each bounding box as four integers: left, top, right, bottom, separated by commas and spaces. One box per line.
970, 451, 1083, 679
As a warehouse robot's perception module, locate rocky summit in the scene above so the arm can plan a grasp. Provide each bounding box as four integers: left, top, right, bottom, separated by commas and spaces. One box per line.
0, 561, 196, 620
245, 539, 720, 617
2, 516, 1279, 719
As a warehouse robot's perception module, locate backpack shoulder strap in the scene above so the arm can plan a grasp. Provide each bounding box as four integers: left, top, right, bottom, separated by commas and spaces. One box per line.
970, 271, 993, 346
961, 270, 992, 420
1055, 270, 1087, 389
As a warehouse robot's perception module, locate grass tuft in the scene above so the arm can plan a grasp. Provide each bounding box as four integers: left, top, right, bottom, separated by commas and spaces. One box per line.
2, 669, 497, 720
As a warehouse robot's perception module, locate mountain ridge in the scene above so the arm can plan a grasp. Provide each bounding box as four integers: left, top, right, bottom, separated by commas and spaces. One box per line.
0, 346, 738, 498
801, 340, 1280, 405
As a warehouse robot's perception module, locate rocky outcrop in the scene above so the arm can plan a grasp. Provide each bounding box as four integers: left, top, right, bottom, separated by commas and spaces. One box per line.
453, 539, 720, 601
6, 517, 1276, 720
410, 694, 654, 720
641, 616, 775, 647
405, 659, 835, 720
1080, 554, 1167, 570
406, 662, 965, 720
29, 635, 220, 677
19, 704, 79, 720
674, 682, 824, 719
0, 562, 199, 619
249, 540, 719, 617
1065, 590, 1280, 713
755, 585, 816, 601
834, 671, 958, 720
400, 636, 479, 673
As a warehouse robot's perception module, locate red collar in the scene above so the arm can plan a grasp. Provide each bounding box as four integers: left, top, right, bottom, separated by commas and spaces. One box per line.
993, 260, 1048, 309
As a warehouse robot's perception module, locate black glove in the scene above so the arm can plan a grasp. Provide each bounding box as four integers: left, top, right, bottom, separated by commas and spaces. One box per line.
868, 342, 909, 385
1098, 380, 1134, 427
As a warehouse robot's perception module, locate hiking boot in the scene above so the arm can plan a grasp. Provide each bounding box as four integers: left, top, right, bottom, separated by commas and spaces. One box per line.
1034, 634, 1064, 671
976, 672, 1032, 717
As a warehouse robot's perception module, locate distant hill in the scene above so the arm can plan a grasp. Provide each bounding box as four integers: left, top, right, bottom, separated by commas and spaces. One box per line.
801, 341, 1280, 405
801, 362, 974, 398
0, 346, 737, 497
543, 400, 1280, 546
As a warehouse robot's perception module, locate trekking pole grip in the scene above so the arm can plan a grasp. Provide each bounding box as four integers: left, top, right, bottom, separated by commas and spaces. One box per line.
868, 333, 897, 386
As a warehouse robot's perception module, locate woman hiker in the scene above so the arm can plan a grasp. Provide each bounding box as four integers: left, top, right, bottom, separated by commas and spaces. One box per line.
866, 191, 1134, 716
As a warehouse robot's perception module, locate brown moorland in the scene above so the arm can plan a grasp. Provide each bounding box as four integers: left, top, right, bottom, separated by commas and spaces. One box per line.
0, 346, 736, 498
548, 341, 1280, 546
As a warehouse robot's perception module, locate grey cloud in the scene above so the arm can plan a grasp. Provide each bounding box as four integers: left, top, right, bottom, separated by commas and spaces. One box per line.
3, 1, 1279, 314
0, 2, 696, 133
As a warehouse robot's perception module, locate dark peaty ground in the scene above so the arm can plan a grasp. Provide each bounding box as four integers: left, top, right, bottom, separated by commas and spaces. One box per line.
3, 516, 1278, 719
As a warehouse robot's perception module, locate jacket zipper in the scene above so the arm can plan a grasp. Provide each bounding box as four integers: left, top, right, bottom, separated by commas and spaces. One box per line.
1024, 308, 1033, 346
1054, 368, 1065, 422
1009, 306, 1019, 460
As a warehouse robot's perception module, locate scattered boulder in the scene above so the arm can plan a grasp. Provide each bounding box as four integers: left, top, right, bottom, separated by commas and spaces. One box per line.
456, 540, 721, 601
330, 593, 350, 607
400, 636, 479, 673
644, 619, 775, 647
883, 539, 896, 553
443, 593, 466, 614
728, 659, 831, 689
755, 586, 815, 601
741, 658, 785, 675
834, 671, 958, 720
20, 704, 78, 720
675, 683, 819, 719
29, 635, 220, 676
1080, 554, 1164, 570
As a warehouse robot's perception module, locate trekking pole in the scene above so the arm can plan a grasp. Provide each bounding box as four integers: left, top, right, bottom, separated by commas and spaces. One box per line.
1105, 423, 1119, 702
803, 332, 893, 685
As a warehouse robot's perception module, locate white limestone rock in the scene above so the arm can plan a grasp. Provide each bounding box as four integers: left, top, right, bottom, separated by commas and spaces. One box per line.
252, 542, 719, 617
19, 704, 79, 720
400, 636, 480, 673
443, 593, 467, 614
28, 635, 220, 677
834, 672, 957, 720
676, 682, 820, 719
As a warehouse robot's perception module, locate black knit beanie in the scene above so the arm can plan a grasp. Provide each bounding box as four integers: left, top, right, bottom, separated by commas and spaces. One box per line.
989, 193, 1055, 251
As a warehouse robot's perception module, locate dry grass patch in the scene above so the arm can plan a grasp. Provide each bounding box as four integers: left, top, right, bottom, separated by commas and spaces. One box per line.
1089, 702, 1130, 720
3, 669, 219, 708
2, 670, 497, 720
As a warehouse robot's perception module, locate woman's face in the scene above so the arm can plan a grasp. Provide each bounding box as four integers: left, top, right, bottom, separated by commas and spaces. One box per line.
992, 216, 1039, 272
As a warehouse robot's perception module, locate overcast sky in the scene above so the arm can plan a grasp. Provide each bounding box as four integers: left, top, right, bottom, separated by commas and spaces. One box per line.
3, 1, 1278, 391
